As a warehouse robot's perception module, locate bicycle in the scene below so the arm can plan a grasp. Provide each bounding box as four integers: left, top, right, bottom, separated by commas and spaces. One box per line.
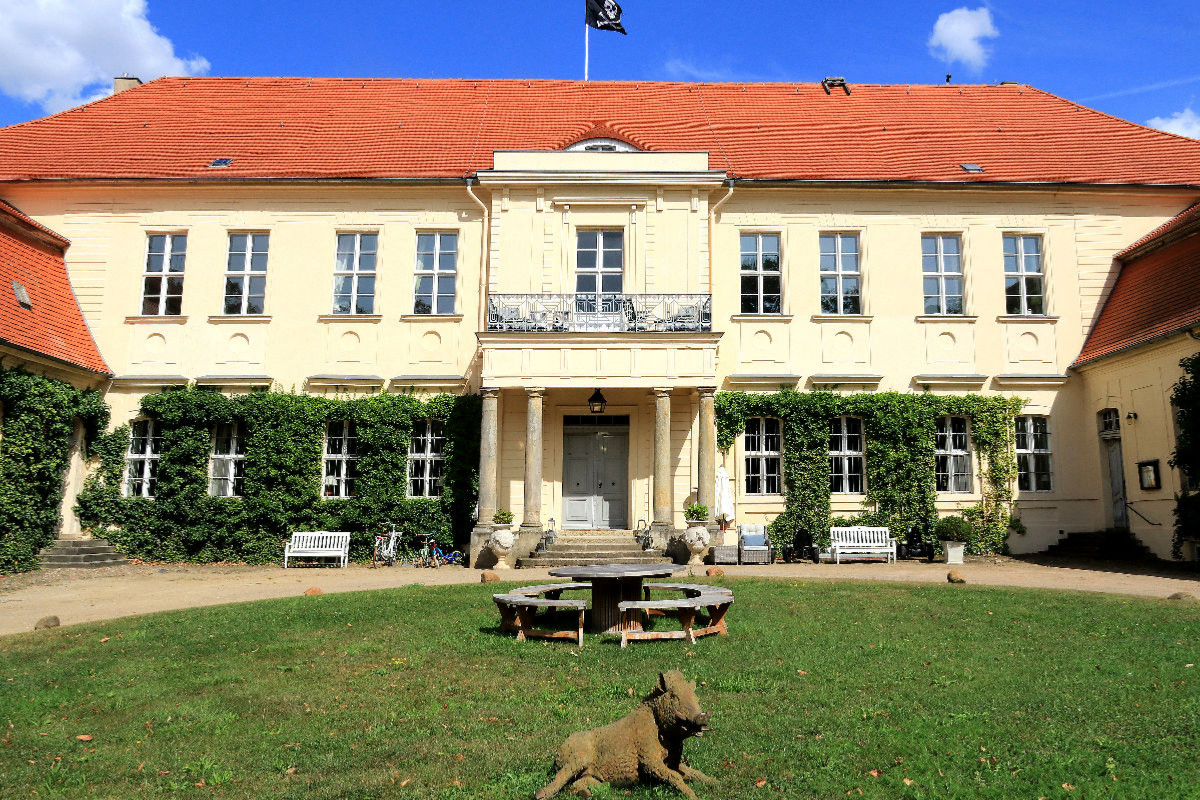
416, 532, 464, 568
372, 522, 403, 568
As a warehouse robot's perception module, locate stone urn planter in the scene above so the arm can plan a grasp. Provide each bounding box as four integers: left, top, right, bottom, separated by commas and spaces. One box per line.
487, 527, 516, 569
682, 520, 710, 565
942, 540, 965, 565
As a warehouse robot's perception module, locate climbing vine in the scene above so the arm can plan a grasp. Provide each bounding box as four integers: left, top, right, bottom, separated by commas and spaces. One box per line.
1169, 352, 1200, 559
715, 389, 1025, 554
0, 366, 108, 574
76, 387, 480, 564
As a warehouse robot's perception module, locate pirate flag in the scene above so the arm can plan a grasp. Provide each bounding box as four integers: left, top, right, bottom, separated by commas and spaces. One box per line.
586, 0, 627, 34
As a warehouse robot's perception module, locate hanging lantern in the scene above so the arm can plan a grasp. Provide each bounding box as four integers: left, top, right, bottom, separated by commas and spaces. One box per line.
588, 388, 607, 414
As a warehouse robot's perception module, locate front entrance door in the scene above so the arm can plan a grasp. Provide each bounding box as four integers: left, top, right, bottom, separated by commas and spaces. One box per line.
1106, 438, 1129, 530
563, 428, 628, 529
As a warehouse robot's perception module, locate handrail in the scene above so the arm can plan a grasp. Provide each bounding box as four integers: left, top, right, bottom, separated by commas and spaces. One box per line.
1125, 501, 1163, 526
487, 293, 713, 333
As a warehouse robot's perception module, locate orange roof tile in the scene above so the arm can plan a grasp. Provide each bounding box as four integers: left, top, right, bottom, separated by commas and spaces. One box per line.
0, 201, 109, 374
1, 78, 1199, 184
1075, 204, 1200, 366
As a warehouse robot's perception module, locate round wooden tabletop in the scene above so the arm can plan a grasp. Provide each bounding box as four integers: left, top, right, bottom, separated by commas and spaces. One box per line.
548, 564, 685, 580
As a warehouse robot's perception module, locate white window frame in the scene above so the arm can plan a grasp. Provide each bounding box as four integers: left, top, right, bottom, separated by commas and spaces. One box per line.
141, 233, 186, 316
739, 233, 782, 314
209, 422, 246, 498
1003, 234, 1045, 316
124, 419, 161, 498
323, 420, 359, 498
829, 416, 865, 494
413, 232, 458, 315
743, 416, 783, 495
1015, 415, 1053, 492
331, 232, 378, 315
224, 233, 269, 315
921, 234, 965, 315
575, 229, 624, 313
819, 233, 861, 315
935, 416, 973, 493
407, 419, 446, 498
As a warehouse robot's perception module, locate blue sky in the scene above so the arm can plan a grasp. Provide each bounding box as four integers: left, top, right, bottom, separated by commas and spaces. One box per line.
0, 1, 1197, 137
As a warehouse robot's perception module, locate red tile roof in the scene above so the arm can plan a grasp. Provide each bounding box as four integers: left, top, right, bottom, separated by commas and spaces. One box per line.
1, 78, 1200, 184
0, 200, 109, 374
1075, 203, 1200, 366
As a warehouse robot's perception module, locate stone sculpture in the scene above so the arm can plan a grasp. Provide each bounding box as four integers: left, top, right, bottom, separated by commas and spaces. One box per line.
487, 528, 515, 568
535, 670, 715, 799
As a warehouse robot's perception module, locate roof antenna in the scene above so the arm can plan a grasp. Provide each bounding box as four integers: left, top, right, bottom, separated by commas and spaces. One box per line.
946, 74, 952, 83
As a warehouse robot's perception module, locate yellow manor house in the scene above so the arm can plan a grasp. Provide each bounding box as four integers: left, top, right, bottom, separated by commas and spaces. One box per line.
2, 76, 1200, 567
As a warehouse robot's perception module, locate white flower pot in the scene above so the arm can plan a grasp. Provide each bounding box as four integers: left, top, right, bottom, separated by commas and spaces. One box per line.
487, 527, 516, 569
943, 540, 965, 565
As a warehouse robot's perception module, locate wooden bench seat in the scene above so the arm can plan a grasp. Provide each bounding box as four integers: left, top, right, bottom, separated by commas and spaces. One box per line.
511, 583, 592, 598
493, 593, 586, 647
829, 526, 896, 564
619, 585, 735, 648
283, 531, 350, 568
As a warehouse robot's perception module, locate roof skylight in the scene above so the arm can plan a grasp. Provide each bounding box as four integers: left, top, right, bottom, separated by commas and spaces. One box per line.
208, 158, 233, 168
960, 163, 985, 173
12, 280, 31, 309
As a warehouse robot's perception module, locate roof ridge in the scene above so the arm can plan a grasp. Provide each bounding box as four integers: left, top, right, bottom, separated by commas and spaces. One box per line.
1024, 85, 1200, 145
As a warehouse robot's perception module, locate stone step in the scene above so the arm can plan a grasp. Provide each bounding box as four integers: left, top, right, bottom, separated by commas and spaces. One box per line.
39, 538, 127, 569
1044, 529, 1156, 561
516, 555, 673, 568
541, 542, 648, 553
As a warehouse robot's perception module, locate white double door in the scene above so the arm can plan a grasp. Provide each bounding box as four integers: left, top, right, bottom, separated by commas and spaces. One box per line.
562, 429, 629, 529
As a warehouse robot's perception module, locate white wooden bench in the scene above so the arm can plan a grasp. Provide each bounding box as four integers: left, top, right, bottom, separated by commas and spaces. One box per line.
829, 526, 896, 564
283, 531, 351, 568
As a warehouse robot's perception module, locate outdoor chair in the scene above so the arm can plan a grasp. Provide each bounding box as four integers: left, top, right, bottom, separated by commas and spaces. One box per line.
737, 524, 774, 564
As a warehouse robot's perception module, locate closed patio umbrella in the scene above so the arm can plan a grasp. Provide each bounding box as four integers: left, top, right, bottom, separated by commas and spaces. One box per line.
714, 465, 734, 529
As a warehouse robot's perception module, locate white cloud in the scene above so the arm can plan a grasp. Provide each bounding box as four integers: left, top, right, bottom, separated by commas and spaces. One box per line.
1147, 108, 1200, 139
0, 0, 209, 114
928, 7, 999, 71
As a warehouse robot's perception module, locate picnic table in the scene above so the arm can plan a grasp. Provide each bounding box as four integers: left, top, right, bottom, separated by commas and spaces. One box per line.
548, 563, 685, 633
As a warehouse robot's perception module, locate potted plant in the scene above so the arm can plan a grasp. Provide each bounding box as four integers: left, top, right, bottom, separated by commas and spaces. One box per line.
935, 515, 972, 565
681, 503, 710, 565
487, 510, 516, 569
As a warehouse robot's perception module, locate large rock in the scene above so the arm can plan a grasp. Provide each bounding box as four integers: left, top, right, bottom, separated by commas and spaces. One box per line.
946, 570, 967, 584
480, 571, 500, 583
303, 587, 323, 596
1167, 591, 1197, 602
34, 615, 60, 630
705, 566, 725, 578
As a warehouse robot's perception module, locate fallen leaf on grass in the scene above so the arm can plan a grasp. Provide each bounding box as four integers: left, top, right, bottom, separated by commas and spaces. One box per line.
1062, 783, 1075, 791
903, 777, 915, 786
400, 778, 410, 786
75, 735, 93, 741
285, 767, 296, 775
868, 769, 881, 778
136, 762, 144, 773
755, 778, 766, 787
796, 670, 808, 675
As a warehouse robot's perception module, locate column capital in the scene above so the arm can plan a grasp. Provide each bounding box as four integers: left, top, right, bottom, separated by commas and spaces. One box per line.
525, 387, 546, 398
480, 387, 500, 398
697, 386, 717, 398
651, 387, 674, 398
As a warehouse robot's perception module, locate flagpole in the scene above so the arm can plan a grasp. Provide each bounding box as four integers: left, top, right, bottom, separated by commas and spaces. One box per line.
584, 24, 589, 81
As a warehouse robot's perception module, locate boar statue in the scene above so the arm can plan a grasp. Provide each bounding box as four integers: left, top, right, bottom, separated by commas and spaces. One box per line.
535, 669, 715, 799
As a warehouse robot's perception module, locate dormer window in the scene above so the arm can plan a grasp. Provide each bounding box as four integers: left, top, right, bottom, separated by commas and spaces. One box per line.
564, 137, 639, 153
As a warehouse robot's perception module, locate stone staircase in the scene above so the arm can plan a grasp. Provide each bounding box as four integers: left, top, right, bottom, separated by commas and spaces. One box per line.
39, 538, 128, 569
516, 529, 673, 568
1043, 529, 1156, 561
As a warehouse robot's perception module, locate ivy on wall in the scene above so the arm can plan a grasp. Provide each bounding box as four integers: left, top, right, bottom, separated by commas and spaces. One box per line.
76, 388, 481, 564
1169, 352, 1200, 559
0, 366, 108, 574
715, 389, 1025, 554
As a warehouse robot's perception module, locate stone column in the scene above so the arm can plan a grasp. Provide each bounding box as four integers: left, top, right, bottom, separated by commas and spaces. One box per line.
520, 388, 544, 533
650, 388, 674, 537
469, 387, 500, 567
697, 387, 717, 530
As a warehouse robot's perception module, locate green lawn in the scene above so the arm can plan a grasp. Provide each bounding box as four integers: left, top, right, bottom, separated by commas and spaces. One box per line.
1, 577, 1198, 799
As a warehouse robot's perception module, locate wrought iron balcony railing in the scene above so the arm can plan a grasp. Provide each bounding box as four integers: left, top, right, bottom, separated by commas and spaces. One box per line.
487, 293, 712, 333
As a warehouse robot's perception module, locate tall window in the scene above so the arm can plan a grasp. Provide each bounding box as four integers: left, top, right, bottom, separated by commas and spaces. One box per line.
829, 416, 865, 493
408, 419, 445, 497
740, 233, 781, 314
413, 232, 457, 315
1004, 235, 1044, 315
332, 233, 377, 315
935, 416, 972, 492
141, 234, 186, 315
743, 417, 782, 494
209, 423, 246, 497
125, 419, 161, 497
819, 233, 861, 314
1015, 415, 1052, 491
224, 234, 268, 315
921, 234, 964, 315
575, 230, 623, 312
323, 420, 358, 497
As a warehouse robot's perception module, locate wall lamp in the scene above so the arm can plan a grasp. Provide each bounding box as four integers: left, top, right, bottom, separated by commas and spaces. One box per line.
588, 388, 607, 414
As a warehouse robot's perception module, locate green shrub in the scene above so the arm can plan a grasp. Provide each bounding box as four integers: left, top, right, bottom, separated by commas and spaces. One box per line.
492, 509, 514, 525
934, 515, 974, 542
684, 503, 708, 520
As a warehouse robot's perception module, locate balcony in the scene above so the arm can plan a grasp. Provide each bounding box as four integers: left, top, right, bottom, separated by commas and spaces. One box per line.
487, 293, 712, 333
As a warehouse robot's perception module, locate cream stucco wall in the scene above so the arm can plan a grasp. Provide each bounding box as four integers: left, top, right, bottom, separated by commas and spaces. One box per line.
1078, 334, 1199, 558
2, 164, 1196, 551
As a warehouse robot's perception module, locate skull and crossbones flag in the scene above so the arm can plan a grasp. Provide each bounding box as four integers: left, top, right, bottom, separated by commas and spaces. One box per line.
586, 0, 627, 34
